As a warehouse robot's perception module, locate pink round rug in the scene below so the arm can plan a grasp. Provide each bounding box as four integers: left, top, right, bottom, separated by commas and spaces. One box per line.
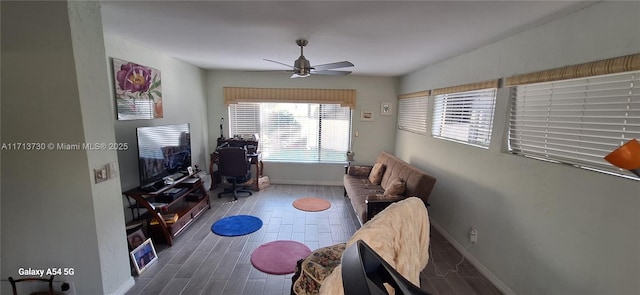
293, 197, 331, 212
250, 240, 311, 275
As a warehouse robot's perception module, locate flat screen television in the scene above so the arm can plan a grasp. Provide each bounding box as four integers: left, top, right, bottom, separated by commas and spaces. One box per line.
136, 123, 191, 190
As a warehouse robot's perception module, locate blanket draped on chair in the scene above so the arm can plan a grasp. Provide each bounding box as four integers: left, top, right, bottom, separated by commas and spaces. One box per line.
319, 197, 430, 295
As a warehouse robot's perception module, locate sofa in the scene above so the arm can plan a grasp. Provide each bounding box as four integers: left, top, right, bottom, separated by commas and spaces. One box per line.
291, 197, 430, 295
343, 151, 437, 224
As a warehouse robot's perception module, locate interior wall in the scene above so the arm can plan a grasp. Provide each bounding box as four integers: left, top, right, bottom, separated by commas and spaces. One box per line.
397, 2, 640, 294
104, 34, 209, 193
1, 1, 130, 294
68, 2, 133, 294
0, 0, 3, 277
206, 70, 398, 185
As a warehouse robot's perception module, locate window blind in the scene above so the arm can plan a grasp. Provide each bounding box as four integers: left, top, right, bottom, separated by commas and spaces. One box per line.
432, 88, 497, 147
229, 103, 260, 135
509, 71, 640, 178
229, 102, 351, 163
397, 91, 429, 135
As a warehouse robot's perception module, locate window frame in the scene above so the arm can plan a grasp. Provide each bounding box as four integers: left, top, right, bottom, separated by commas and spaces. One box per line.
397, 91, 429, 135
228, 102, 352, 164
507, 70, 640, 179
431, 87, 498, 148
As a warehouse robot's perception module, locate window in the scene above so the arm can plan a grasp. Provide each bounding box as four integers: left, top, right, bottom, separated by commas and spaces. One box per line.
432, 88, 497, 147
228, 103, 260, 135
508, 70, 640, 178
398, 92, 429, 135
229, 102, 352, 163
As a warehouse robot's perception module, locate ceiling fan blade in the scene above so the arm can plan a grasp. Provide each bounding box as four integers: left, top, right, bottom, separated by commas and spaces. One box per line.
245, 70, 293, 74
313, 70, 352, 76
312, 61, 354, 71
264, 59, 297, 70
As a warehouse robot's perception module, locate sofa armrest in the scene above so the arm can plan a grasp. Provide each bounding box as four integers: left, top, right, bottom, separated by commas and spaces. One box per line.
365, 194, 405, 221
347, 165, 373, 177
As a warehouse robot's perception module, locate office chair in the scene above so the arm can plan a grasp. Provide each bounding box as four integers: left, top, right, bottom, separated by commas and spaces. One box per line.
8, 276, 55, 295
217, 147, 253, 200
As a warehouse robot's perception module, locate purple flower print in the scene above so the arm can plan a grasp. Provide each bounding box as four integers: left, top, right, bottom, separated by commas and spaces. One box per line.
116, 63, 152, 94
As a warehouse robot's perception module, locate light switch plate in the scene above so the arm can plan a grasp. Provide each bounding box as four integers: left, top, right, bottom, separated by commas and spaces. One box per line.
108, 162, 118, 178
94, 166, 109, 183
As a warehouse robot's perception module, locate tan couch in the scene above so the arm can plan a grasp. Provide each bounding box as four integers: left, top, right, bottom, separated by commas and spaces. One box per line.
343, 151, 436, 224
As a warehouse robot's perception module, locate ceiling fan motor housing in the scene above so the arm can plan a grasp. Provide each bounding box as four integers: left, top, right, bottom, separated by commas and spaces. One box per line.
294, 56, 311, 75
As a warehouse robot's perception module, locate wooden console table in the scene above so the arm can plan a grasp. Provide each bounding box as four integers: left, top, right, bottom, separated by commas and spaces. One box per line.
124, 175, 210, 246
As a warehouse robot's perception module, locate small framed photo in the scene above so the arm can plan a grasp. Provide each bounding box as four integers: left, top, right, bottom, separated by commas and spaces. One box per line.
360, 110, 374, 122
127, 229, 146, 250
130, 238, 158, 275
381, 102, 392, 116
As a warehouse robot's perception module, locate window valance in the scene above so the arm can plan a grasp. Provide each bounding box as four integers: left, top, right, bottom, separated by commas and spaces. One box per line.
505, 53, 640, 86
432, 80, 499, 96
398, 90, 430, 99
224, 87, 357, 109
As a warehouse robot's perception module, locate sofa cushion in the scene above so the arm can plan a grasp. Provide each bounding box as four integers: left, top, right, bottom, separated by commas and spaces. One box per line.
377, 152, 436, 202
368, 162, 386, 185
384, 177, 405, 195
347, 165, 373, 177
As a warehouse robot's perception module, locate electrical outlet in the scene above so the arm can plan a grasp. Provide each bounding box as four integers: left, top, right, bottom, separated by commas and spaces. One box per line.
469, 227, 478, 243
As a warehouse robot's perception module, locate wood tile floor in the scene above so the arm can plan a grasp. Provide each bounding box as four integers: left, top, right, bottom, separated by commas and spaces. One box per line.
125, 184, 501, 295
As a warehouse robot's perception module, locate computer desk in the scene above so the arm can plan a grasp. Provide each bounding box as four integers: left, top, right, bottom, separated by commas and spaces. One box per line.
209, 151, 263, 191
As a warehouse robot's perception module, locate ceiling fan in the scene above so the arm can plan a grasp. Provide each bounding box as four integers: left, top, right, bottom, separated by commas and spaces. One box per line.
264, 39, 354, 78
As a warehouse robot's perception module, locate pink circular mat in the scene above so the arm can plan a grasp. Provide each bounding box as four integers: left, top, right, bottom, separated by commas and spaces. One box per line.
250, 240, 311, 274
293, 197, 331, 212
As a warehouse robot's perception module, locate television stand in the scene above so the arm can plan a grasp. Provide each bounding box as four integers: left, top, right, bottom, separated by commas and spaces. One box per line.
140, 180, 165, 192
124, 174, 210, 246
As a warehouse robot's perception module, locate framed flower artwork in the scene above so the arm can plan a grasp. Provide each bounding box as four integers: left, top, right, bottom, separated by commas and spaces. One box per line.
112, 58, 163, 120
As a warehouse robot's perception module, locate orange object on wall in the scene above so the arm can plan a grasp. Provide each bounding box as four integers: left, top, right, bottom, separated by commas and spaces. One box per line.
605, 139, 640, 170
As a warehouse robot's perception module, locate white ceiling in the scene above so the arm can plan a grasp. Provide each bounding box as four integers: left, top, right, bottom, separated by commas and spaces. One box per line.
99, 0, 594, 77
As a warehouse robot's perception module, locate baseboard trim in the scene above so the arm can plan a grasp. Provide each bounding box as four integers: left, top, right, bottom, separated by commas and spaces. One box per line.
430, 219, 515, 295
110, 277, 135, 295
269, 180, 343, 186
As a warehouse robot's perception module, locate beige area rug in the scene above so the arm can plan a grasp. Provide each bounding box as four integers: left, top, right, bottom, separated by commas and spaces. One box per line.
292, 197, 331, 212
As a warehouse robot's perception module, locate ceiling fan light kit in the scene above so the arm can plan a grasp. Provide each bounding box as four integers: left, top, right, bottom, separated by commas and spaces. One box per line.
264, 39, 354, 78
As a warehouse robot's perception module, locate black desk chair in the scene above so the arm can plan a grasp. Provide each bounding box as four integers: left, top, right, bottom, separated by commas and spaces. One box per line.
217, 147, 253, 200
8, 276, 55, 295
